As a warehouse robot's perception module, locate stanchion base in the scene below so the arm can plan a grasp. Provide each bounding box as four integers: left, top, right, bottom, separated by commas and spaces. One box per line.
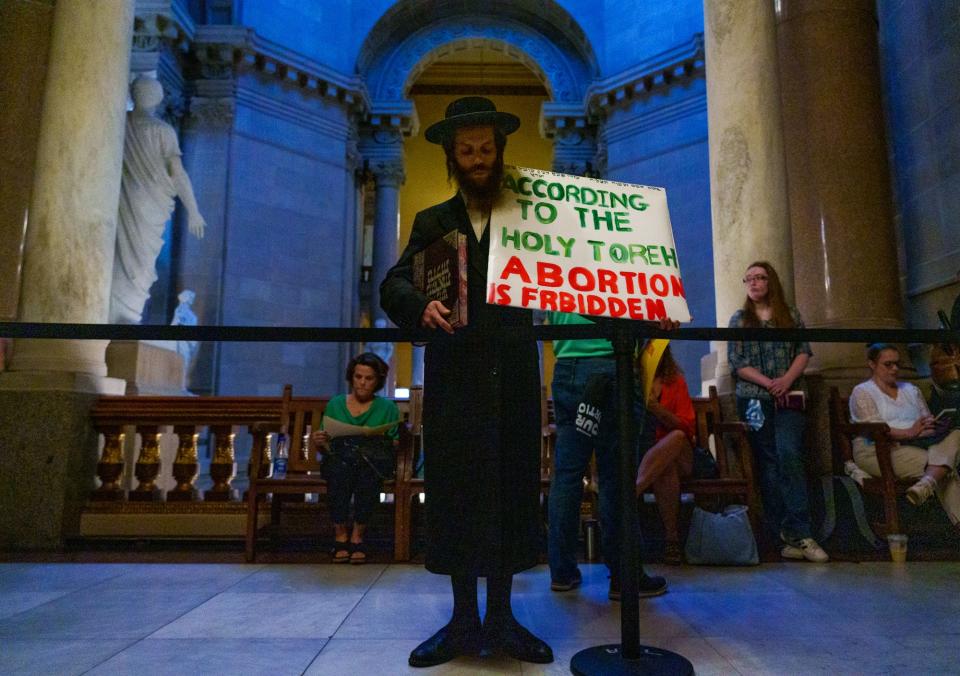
571, 644, 693, 676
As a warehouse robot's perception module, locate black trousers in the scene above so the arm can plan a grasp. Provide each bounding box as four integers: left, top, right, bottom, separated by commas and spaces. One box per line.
324, 449, 382, 524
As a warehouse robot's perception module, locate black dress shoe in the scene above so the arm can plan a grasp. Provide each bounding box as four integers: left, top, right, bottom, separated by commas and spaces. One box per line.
481, 618, 554, 664
408, 620, 481, 668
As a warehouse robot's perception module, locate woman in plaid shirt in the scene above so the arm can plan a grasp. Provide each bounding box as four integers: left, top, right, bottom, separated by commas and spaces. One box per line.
727, 261, 829, 563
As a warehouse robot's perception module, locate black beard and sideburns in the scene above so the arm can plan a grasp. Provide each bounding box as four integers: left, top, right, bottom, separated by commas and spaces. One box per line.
451, 152, 505, 208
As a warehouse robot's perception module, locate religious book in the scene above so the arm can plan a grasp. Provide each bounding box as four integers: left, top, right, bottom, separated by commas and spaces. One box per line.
777, 390, 806, 411
413, 229, 468, 328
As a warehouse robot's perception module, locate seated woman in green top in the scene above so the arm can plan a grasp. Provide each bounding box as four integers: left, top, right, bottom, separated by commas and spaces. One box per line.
311, 352, 399, 564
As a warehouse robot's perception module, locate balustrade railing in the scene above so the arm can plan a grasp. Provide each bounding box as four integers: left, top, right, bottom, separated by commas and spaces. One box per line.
89, 396, 283, 503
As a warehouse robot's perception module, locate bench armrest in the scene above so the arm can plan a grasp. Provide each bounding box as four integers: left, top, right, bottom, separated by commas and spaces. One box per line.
840, 421, 897, 484
713, 420, 755, 483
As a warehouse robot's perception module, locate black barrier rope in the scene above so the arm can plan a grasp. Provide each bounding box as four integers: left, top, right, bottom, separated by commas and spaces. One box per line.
1, 321, 958, 344
4, 317, 956, 675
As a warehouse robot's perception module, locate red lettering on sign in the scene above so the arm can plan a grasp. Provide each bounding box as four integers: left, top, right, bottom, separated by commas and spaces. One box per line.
500, 256, 531, 283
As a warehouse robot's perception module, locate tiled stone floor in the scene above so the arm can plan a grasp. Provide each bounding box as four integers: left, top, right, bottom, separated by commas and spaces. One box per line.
1, 561, 958, 674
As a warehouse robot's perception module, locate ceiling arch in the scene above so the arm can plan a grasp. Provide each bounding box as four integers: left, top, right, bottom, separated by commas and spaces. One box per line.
357, 0, 597, 104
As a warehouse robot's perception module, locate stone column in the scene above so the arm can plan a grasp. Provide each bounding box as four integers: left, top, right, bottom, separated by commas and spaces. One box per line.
701, 0, 793, 394
3, 0, 134, 394
0, 0, 135, 550
776, 0, 905, 474
776, 0, 903, 368
369, 157, 404, 395
0, 0, 54, 322
370, 158, 406, 323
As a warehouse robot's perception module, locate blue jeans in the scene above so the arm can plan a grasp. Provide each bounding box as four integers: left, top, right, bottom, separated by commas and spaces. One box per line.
548, 358, 638, 580
737, 397, 812, 542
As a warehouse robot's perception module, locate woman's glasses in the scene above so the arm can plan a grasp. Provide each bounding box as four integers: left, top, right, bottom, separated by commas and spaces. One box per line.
880, 360, 901, 369
742, 274, 769, 284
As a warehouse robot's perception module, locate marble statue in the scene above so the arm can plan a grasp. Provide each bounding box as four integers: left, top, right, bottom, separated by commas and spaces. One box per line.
171, 289, 199, 389
108, 76, 205, 324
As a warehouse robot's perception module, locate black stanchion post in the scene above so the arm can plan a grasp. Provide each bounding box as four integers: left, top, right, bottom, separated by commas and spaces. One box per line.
570, 321, 693, 676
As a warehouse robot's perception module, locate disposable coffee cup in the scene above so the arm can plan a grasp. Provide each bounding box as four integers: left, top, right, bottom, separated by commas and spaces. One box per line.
887, 534, 908, 563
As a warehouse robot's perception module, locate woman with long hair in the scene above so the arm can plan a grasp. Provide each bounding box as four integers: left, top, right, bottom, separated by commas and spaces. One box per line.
850, 343, 960, 524
727, 261, 828, 562
635, 345, 695, 564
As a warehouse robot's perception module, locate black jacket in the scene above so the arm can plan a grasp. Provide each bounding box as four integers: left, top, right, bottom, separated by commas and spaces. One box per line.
380, 194, 542, 576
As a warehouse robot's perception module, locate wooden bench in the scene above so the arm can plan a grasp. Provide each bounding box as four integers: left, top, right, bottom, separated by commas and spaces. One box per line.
681, 386, 759, 530
245, 385, 414, 562
829, 386, 910, 537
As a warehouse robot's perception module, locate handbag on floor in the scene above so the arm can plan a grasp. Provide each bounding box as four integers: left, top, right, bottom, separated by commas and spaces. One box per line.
684, 504, 758, 566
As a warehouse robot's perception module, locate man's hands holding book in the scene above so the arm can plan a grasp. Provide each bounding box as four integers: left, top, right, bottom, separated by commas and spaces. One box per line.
421, 299, 454, 334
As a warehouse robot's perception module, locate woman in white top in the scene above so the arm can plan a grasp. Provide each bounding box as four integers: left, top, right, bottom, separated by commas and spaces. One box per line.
849, 343, 960, 525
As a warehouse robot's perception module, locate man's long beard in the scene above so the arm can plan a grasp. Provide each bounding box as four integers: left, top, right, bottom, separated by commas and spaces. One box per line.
453, 156, 504, 208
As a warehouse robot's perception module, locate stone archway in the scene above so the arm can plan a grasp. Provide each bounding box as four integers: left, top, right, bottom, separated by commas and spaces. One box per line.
356, 2, 599, 388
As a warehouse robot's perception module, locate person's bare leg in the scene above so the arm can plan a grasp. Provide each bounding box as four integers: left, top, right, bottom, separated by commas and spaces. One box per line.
332, 523, 350, 561
636, 430, 690, 494
651, 462, 681, 544
349, 523, 368, 563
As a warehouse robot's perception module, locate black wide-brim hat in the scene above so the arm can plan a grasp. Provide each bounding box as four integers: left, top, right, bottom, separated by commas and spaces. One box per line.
424, 96, 521, 144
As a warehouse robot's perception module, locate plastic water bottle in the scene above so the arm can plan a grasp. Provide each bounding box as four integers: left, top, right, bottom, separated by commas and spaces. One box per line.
274, 427, 289, 479
745, 398, 765, 431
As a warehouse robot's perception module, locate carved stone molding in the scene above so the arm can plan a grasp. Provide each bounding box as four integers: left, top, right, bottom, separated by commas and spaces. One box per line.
587, 34, 705, 114
185, 96, 235, 131
369, 159, 406, 189
133, 12, 187, 53
551, 126, 597, 176
358, 126, 407, 171
365, 101, 419, 138
190, 25, 369, 116
540, 101, 591, 139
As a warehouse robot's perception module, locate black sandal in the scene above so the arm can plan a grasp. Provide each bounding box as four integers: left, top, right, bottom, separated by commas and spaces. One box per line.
331, 541, 351, 563
350, 542, 367, 565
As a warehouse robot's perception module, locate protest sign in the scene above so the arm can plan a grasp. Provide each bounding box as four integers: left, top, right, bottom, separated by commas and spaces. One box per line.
486, 166, 691, 322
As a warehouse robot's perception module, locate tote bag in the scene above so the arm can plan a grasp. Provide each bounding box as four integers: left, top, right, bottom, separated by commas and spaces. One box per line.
684, 505, 758, 566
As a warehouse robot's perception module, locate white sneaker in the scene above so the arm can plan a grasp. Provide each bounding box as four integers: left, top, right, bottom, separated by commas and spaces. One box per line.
906, 476, 936, 506
781, 538, 829, 563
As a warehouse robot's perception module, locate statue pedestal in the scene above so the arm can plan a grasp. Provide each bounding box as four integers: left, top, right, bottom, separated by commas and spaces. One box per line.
106, 340, 189, 396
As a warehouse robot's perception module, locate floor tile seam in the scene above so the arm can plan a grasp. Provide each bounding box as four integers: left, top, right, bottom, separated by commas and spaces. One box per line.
0, 585, 96, 626
299, 638, 331, 676
698, 636, 747, 675
210, 563, 267, 594
138, 588, 225, 640
77, 637, 146, 675
316, 573, 383, 641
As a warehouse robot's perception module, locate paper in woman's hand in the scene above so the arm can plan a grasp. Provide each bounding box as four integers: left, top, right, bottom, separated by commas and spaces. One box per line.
322, 417, 399, 438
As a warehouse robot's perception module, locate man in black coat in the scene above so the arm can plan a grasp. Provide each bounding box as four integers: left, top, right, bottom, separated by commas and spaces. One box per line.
380, 97, 552, 668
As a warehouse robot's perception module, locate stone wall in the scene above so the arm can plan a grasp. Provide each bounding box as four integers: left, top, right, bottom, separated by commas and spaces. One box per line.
604, 75, 713, 389
214, 73, 358, 396
877, 0, 960, 329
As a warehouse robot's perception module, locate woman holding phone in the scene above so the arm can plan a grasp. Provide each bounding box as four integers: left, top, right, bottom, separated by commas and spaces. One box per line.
850, 343, 960, 525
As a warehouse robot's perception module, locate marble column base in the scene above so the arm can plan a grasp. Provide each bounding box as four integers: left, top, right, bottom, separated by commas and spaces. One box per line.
0, 390, 100, 549
3, 338, 126, 392
700, 347, 735, 396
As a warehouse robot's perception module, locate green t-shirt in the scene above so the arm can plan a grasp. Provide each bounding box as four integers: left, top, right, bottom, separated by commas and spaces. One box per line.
547, 311, 614, 359
321, 394, 400, 440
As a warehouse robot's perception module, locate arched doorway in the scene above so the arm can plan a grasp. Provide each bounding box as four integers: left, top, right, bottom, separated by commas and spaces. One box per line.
356, 2, 599, 388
